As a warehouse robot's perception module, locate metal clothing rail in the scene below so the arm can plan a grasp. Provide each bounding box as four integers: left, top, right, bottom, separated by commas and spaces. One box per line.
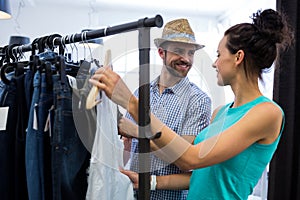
10, 15, 163, 53
8, 14, 164, 200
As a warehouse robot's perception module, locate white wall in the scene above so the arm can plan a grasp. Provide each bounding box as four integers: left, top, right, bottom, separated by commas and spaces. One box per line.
0, 0, 275, 109
0, 2, 90, 46
0, 0, 215, 46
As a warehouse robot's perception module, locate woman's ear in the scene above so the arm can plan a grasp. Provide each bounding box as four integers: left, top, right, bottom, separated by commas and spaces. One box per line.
235, 50, 245, 65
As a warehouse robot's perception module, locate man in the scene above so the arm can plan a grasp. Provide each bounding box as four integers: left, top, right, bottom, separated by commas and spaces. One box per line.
118, 18, 211, 199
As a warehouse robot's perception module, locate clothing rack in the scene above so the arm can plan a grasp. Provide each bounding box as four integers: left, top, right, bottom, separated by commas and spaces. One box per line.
3, 14, 163, 200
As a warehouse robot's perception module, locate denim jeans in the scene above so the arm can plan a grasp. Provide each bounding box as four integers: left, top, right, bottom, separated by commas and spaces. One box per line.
24, 69, 34, 111
51, 74, 90, 200
25, 71, 53, 200
0, 74, 29, 200
0, 78, 5, 100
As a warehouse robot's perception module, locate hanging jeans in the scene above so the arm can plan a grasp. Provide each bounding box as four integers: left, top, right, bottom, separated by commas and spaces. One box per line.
24, 69, 34, 111
0, 77, 6, 99
0, 74, 29, 200
25, 71, 53, 200
51, 73, 90, 200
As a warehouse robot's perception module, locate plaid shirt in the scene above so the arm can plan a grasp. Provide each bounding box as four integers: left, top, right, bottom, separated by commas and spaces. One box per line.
127, 76, 211, 200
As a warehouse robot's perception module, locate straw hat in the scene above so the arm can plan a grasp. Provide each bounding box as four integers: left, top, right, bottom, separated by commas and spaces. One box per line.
154, 18, 204, 50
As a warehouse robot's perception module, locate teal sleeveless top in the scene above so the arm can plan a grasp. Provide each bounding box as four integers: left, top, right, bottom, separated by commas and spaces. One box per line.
187, 96, 284, 200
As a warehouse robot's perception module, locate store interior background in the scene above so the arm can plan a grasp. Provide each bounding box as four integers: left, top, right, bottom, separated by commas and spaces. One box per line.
1, 0, 276, 199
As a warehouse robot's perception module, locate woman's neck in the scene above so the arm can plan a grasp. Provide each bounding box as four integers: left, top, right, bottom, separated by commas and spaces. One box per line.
230, 77, 262, 108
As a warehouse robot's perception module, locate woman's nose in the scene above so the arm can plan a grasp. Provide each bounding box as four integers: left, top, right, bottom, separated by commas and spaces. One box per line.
212, 62, 217, 68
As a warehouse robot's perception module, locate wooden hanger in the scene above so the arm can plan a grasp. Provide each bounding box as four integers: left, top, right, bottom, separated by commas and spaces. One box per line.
86, 49, 111, 109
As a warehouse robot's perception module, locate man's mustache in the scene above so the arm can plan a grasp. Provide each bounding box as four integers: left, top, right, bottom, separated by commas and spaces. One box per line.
173, 60, 192, 67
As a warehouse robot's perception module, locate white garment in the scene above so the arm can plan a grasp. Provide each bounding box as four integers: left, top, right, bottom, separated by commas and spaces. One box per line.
86, 94, 134, 200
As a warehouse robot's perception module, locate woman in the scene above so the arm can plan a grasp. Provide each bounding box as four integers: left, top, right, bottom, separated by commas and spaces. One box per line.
89, 8, 294, 200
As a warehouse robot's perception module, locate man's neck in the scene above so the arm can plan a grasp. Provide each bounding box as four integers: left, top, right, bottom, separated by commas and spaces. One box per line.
158, 73, 182, 93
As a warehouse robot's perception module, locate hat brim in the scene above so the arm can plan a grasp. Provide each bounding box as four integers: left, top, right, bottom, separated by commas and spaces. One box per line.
154, 38, 205, 50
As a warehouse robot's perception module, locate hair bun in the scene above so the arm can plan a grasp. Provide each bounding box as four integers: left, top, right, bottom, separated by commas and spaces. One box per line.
252, 9, 284, 44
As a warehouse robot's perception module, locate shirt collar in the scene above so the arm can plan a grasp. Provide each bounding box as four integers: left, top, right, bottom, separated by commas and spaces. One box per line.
150, 76, 190, 96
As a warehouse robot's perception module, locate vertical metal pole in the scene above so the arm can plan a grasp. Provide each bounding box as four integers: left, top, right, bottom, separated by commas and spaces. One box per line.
138, 26, 151, 200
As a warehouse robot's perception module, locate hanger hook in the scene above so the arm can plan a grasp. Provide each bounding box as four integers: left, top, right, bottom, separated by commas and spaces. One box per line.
104, 26, 110, 36
15, 46, 21, 61
81, 31, 87, 60
43, 35, 52, 50
12, 47, 18, 62
83, 31, 93, 62
52, 37, 60, 53
62, 35, 69, 57
18, 46, 26, 60
64, 35, 71, 62
68, 34, 74, 62
72, 34, 79, 63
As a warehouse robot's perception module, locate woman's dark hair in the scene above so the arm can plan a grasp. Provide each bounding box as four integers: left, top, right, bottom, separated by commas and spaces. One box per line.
224, 9, 294, 80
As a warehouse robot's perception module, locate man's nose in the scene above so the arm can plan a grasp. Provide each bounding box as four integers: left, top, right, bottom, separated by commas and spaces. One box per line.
178, 52, 191, 61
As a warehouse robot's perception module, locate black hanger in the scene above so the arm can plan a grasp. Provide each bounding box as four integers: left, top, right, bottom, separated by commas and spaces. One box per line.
0, 61, 29, 85
0, 44, 25, 84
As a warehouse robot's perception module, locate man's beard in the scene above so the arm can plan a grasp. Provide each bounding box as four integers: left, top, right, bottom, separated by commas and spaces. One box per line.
165, 60, 192, 78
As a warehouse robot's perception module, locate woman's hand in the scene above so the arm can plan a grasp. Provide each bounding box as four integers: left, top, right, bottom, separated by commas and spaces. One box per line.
118, 117, 138, 138
120, 169, 139, 189
89, 66, 133, 110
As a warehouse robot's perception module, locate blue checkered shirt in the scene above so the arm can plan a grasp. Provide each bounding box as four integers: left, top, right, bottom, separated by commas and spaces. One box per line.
126, 76, 211, 200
